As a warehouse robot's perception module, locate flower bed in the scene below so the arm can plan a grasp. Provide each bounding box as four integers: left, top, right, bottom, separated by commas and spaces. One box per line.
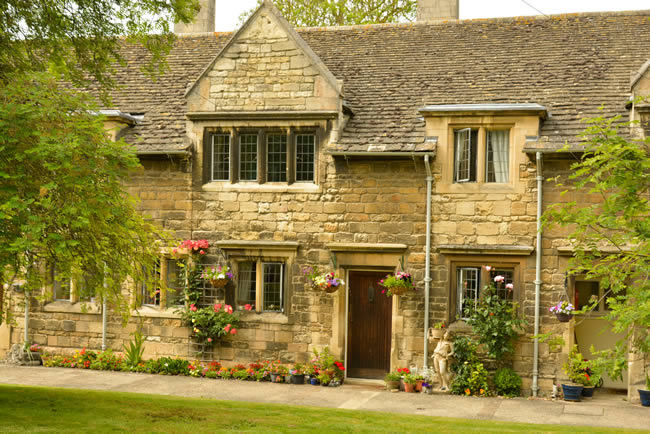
42, 347, 345, 385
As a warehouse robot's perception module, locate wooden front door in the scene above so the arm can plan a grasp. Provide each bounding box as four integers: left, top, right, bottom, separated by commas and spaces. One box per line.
347, 271, 392, 379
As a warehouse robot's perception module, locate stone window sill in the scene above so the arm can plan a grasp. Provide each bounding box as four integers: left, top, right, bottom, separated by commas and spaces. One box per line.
44, 301, 101, 315
132, 306, 182, 319
202, 181, 321, 194
237, 311, 289, 324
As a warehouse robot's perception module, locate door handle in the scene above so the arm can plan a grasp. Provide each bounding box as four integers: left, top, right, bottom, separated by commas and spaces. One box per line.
368, 285, 374, 303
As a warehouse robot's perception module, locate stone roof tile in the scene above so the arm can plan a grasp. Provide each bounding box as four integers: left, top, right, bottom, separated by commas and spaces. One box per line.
100, 11, 650, 153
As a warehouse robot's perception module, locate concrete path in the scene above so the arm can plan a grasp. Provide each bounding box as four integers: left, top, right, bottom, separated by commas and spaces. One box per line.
1, 365, 649, 431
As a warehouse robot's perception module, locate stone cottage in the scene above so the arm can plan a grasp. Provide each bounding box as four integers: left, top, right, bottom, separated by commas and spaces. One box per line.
1, 0, 649, 400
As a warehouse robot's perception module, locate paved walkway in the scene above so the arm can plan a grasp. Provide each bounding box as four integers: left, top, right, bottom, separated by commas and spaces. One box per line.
1, 365, 649, 431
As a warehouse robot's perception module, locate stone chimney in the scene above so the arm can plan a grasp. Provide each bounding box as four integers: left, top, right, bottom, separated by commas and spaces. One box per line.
174, 0, 215, 34
417, 0, 459, 21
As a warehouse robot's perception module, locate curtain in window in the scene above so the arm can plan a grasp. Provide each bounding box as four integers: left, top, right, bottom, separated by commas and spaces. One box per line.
487, 130, 509, 183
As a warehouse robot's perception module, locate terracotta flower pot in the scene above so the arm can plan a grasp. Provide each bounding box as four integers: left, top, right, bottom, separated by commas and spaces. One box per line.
404, 383, 415, 393
416, 379, 424, 392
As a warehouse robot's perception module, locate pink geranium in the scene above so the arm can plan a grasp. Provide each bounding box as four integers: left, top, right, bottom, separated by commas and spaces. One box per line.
224, 324, 231, 333
244, 304, 252, 311
190, 304, 197, 312
225, 305, 233, 314
230, 328, 237, 335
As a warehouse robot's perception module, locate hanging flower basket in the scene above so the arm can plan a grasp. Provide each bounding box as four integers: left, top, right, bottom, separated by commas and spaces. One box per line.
210, 278, 229, 288
302, 266, 345, 294
549, 301, 574, 322
201, 265, 233, 288
313, 282, 342, 293
378, 271, 414, 297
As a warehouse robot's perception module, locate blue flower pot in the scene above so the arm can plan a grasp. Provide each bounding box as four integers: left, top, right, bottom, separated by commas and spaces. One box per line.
581, 386, 595, 398
639, 389, 650, 407
562, 384, 583, 402
310, 378, 320, 386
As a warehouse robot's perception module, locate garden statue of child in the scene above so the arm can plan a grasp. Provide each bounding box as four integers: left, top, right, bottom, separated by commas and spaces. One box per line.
431, 330, 453, 391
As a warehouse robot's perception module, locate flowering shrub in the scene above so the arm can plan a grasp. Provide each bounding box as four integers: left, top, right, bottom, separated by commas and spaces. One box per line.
550, 301, 575, 315
173, 239, 209, 256
181, 303, 252, 347
89, 349, 123, 371
302, 266, 345, 292
378, 271, 414, 297
465, 272, 526, 362
201, 265, 233, 283
29, 344, 41, 352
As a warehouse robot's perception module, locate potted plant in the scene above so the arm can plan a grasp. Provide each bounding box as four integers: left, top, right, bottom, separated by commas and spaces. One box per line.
397, 367, 410, 391
422, 381, 434, 395
201, 265, 233, 288
415, 375, 425, 392
403, 374, 417, 393
549, 301, 574, 322
302, 266, 345, 293
580, 359, 602, 399
640, 371, 650, 407
290, 363, 305, 384
378, 271, 414, 297
562, 345, 588, 401
270, 362, 288, 383
384, 371, 401, 391
428, 321, 445, 340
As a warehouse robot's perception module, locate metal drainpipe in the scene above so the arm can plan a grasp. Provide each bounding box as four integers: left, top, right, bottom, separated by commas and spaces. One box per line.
24, 290, 29, 344
532, 151, 543, 397
423, 155, 433, 369
102, 265, 107, 351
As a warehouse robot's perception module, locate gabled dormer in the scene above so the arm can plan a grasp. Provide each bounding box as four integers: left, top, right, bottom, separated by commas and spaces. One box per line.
184, 1, 344, 189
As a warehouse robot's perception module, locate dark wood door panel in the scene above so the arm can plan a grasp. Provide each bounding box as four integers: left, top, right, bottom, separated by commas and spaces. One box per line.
347, 271, 392, 379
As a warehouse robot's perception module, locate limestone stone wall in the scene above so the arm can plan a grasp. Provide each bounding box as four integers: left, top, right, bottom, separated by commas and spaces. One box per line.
126, 157, 194, 240
186, 8, 340, 113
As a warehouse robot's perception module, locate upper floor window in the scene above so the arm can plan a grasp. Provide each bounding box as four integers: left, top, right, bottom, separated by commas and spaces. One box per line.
207, 128, 317, 185
454, 128, 509, 184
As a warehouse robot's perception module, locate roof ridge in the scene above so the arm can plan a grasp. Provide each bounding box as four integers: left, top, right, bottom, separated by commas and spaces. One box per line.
294, 9, 650, 32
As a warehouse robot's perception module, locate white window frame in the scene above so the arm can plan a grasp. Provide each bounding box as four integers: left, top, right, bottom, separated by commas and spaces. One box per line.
485, 129, 510, 183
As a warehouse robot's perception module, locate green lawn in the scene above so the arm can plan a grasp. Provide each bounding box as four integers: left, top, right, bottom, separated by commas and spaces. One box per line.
0, 385, 636, 433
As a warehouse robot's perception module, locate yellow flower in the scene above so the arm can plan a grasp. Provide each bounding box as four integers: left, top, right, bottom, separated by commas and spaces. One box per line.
465, 388, 470, 395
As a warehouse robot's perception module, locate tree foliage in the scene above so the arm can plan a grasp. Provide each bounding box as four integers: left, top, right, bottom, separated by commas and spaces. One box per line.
0, 0, 199, 90
0, 73, 165, 325
543, 111, 650, 378
241, 0, 416, 27
0, 1, 199, 325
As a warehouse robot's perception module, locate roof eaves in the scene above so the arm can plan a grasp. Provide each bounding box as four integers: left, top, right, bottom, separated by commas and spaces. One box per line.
419, 103, 548, 119
630, 59, 650, 90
